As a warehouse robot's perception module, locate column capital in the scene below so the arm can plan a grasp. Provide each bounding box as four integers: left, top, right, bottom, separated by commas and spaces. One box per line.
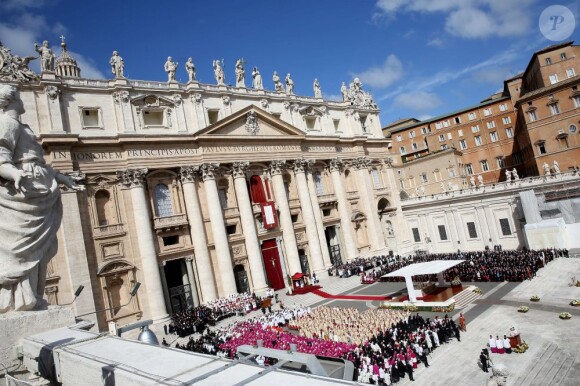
200, 163, 220, 181
383, 157, 394, 168
117, 168, 148, 189
268, 160, 287, 176
232, 161, 250, 179
329, 158, 343, 172
292, 159, 313, 174
352, 156, 371, 170
180, 165, 201, 184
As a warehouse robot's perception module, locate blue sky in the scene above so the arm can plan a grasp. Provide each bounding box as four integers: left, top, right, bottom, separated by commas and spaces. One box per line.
1, 0, 578, 126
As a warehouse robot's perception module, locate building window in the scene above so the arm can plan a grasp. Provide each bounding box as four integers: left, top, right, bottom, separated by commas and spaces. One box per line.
561, 53, 567, 60
549, 103, 560, 115
468, 112, 477, 120
143, 110, 165, 126
409, 131, 416, 138
440, 144, 448, 150
454, 117, 461, 124
438, 134, 445, 142
487, 121, 496, 129
162, 235, 180, 246
499, 103, 507, 111
153, 184, 173, 217
480, 160, 489, 171
459, 139, 467, 149
502, 116, 511, 125
545, 57, 552, 65
438, 225, 448, 241
483, 108, 492, 116
570, 124, 577, 133
313, 171, 325, 195
333, 119, 340, 131
465, 163, 473, 175
420, 173, 428, 183
573, 96, 580, 108
435, 122, 443, 130
499, 218, 512, 236
566, 68, 575, 78
443, 120, 450, 128
537, 141, 547, 154
466, 222, 478, 238
207, 109, 220, 124
497, 157, 505, 168
291, 214, 299, 223
448, 168, 456, 177
528, 110, 538, 122
458, 129, 463, 137
411, 227, 421, 242
226, 224, 237, 235
447, 133, 453, 140
549, 74, 558, 84
557, 134, 569, 149
305, 117, 317, 130
218, 188, 228, 209
471, 125, 480, 133
490, 131, 498, 142
412, 142, 418, 150
505, 127, 513, 138
371, 169, 382, 189
397, 135, 402, 142
400, 146, 406, 155
474, 136, 482, 146
421, 127, 428, 134
81, 108, 102, 128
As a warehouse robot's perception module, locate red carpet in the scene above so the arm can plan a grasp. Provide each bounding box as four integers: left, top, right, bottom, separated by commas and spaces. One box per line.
287, 285, 322, 296
312, 289, 392, 301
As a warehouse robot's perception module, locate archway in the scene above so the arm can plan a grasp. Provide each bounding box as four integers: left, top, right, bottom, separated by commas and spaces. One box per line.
234, 264, 249, 294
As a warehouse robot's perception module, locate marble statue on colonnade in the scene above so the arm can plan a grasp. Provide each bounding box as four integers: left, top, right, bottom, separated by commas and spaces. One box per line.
0, 85, 83, 313
285, 73, 294, 95
252, 67, 263, 89
273, 71, 284, 93
164, 56, 178, 82
214, 59, 225, 85
109, 50, 124, 78
313, 78, 322, 98
34, 40, 55, 72
185, 57, 196, 82
235, 58, 245, 88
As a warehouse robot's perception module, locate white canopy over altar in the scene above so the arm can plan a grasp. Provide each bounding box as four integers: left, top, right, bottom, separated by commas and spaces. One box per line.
383, 260, 465, 302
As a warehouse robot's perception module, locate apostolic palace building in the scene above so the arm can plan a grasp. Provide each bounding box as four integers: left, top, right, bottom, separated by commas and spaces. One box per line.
1, 39, 579, 330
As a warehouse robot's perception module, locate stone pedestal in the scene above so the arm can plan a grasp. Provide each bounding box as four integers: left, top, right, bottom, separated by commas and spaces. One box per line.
0, 307, 75, 376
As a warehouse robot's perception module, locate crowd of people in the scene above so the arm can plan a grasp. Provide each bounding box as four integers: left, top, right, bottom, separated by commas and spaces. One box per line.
329, 247, 565, 286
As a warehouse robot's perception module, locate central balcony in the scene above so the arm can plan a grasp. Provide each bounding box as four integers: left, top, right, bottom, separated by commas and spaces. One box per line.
153, 213, 189, 230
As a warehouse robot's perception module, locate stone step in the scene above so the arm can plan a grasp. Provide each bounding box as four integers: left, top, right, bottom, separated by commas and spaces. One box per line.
539, 356, 575, 386
514, 342, 558, 386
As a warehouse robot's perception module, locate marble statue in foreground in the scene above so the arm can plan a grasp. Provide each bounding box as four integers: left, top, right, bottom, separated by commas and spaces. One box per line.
0, 85, 83, 313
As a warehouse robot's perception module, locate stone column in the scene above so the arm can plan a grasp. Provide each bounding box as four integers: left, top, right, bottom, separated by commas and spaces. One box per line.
232, 162, 268, 293
118, 168, 168, 322
476, 206, 491, 246
200, 163, 237, 296
329, 159, 358, 259
293, 160, 325, 273
268, 160, 301, 275
452, 211, 466, 250
305, 164, 332, 268
405, 275, 417, 302
353, 157, 385, 251
59, 184, 97, 324
158, 263, 171, 314
180, 166, 217, 302
484, 206, 499, 244
185, 257, 200, 306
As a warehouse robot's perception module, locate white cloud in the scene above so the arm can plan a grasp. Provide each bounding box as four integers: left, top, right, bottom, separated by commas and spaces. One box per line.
427, 37, 444, 47
394, 91, 442, 112
323, 93, 343, 102
418, 114, 434, 121
375, 0, 537, 39
472, 67, 512, 84
0, 0, 53, 11
354, 54, 403, 89
0, 11, 104, 79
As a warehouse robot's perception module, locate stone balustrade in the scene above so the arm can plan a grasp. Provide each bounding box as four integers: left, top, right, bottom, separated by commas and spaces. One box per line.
92, 223, 126, 239
153, 213, 189, 230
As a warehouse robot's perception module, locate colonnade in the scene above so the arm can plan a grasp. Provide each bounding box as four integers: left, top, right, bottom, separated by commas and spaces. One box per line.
117, 157, 388, 321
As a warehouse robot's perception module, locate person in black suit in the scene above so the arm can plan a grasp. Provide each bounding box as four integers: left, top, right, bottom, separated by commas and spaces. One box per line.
480, 350, 489, 373
406, 361, 414, 381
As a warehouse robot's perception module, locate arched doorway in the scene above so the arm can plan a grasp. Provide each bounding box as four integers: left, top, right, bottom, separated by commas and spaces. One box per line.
234, 264, 249, 294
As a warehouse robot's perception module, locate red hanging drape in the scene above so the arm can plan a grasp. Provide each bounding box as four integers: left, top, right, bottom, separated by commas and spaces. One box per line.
250, 175, 267, 203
